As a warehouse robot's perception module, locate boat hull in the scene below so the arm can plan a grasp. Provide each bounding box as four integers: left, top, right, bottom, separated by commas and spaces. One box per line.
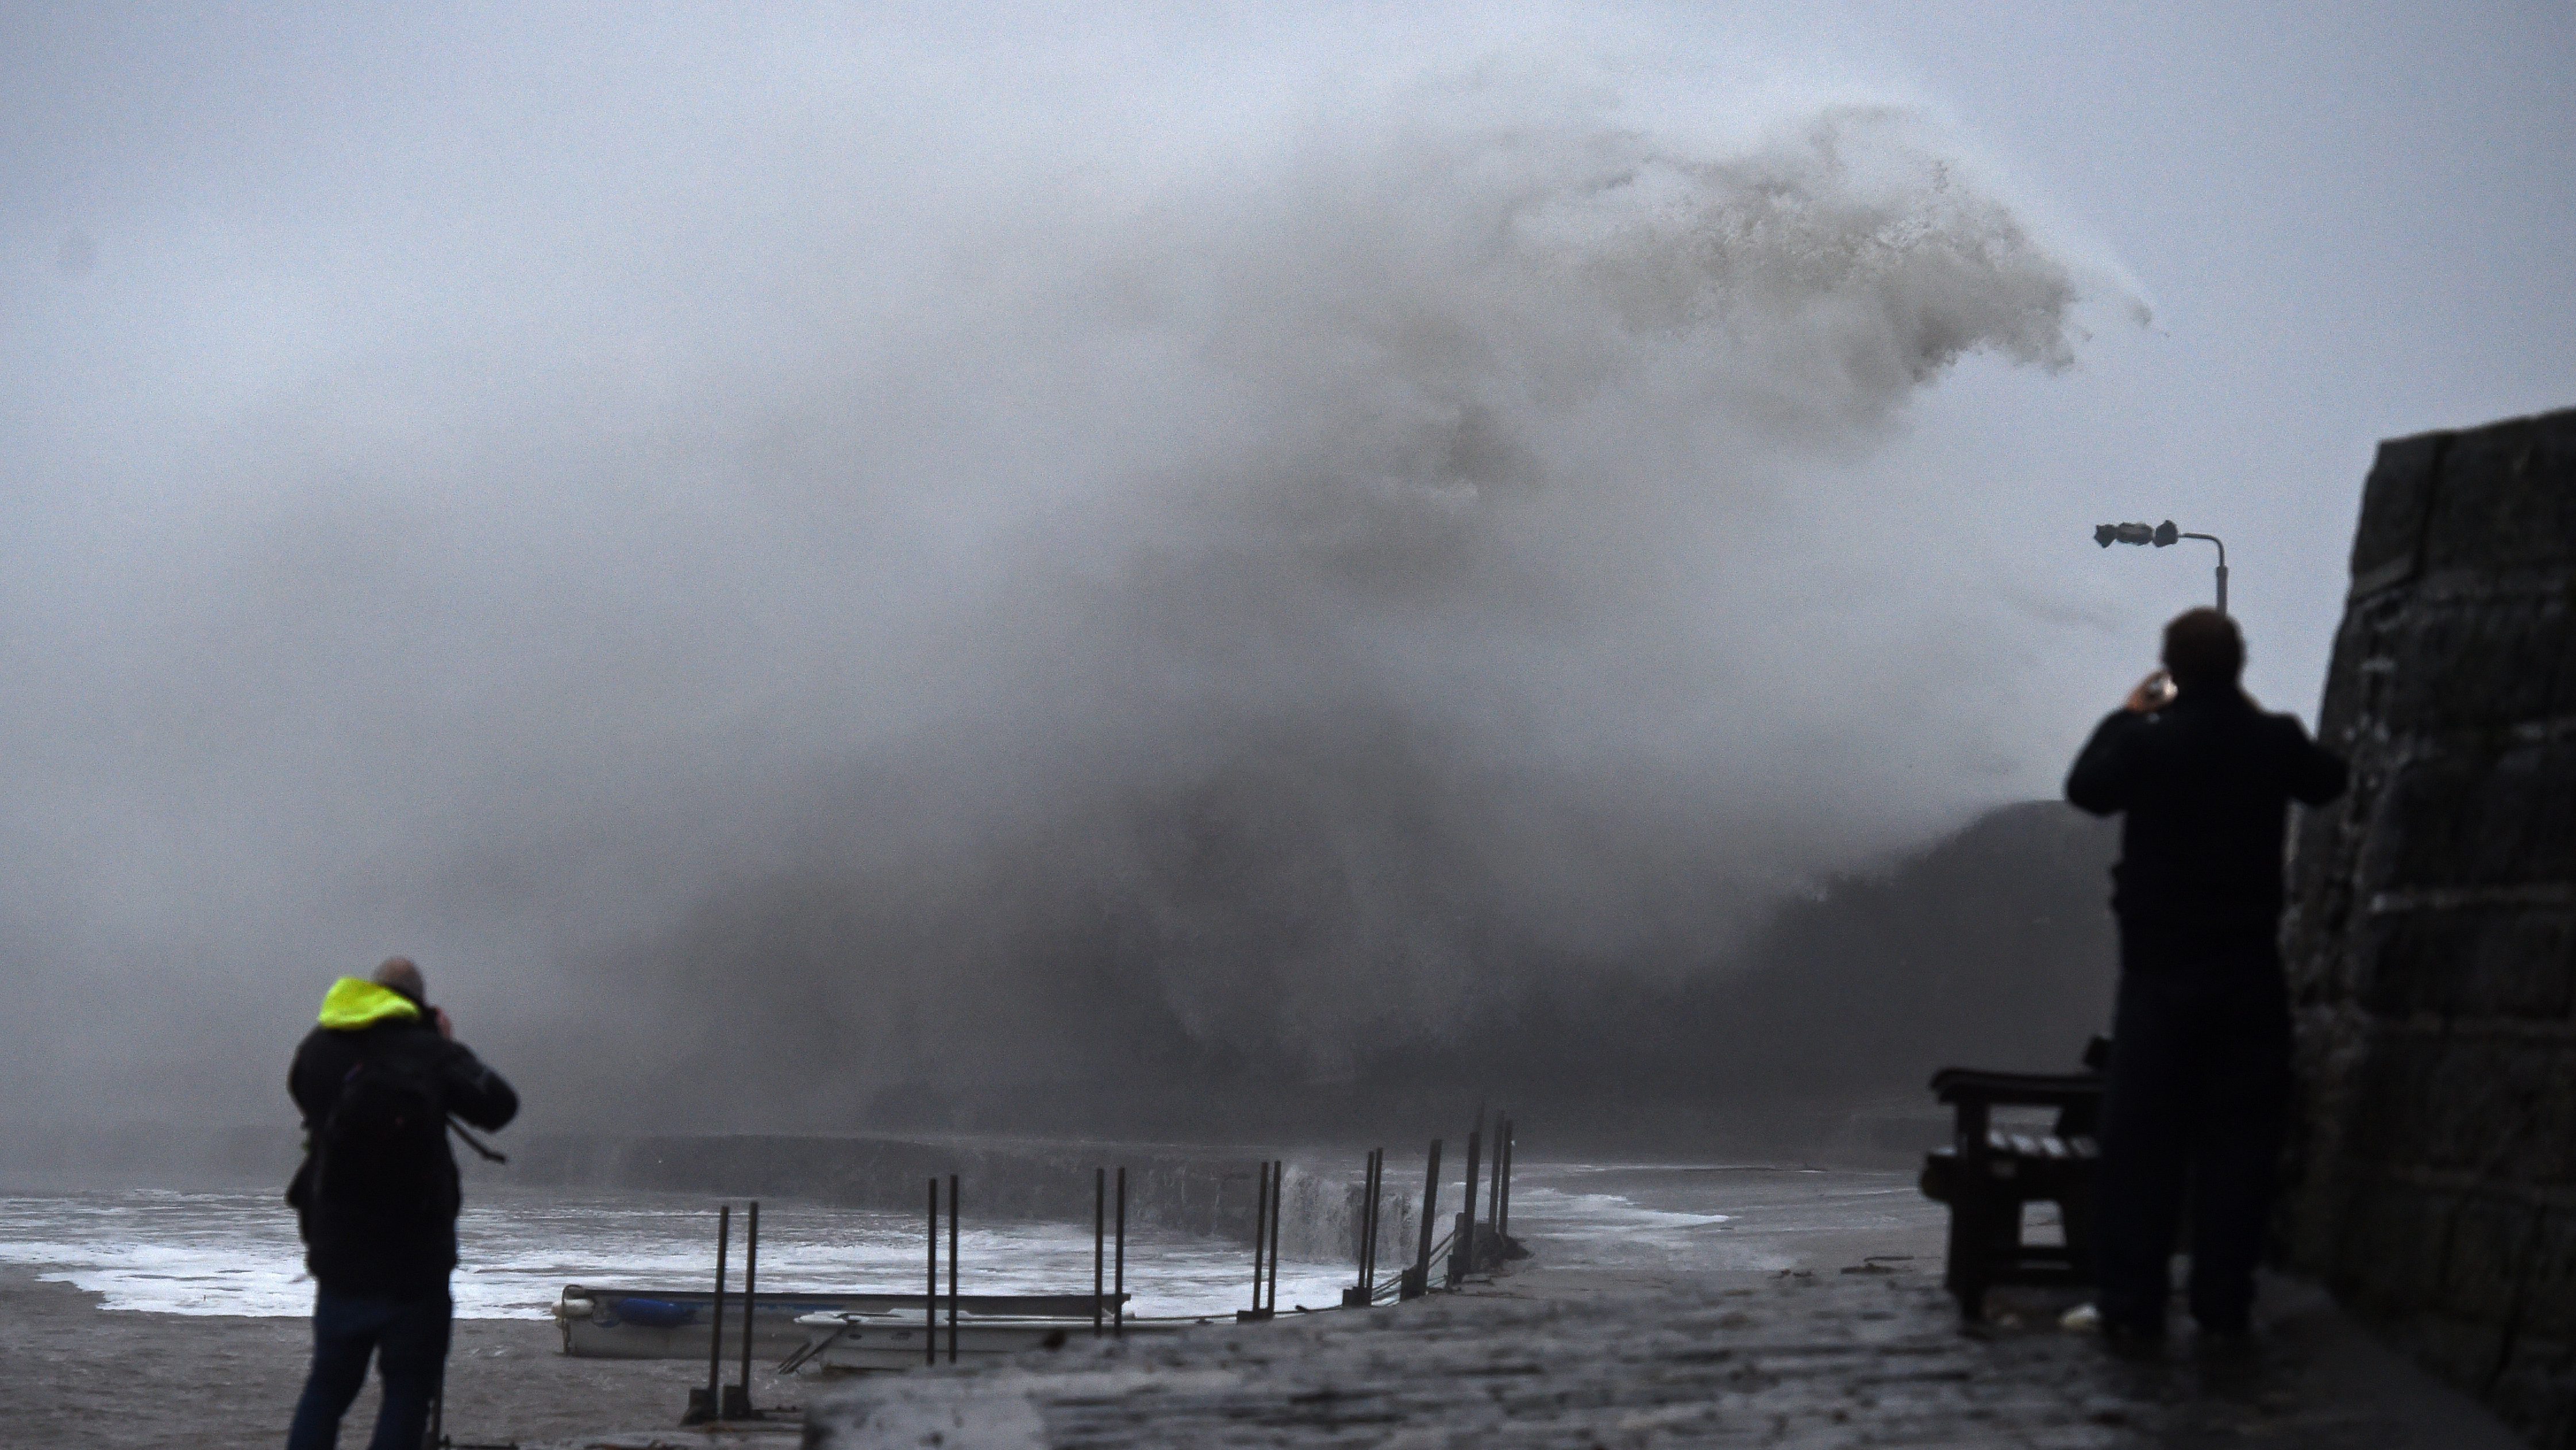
554, 1286, 1134, 1361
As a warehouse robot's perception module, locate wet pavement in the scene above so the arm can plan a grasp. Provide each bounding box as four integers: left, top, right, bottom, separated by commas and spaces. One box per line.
0, 1161, 2523, 1448
803, 1261, 2523, 1449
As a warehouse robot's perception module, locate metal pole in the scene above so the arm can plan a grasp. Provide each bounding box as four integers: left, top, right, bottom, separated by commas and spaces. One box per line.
925, 1178, 938, 1367
1497, 1120, 1514, 1240
1487, 1129, 1502, 1242
738, 1200, 758, 1413
948, 1174, 959, 1364
1266, 1160, 1283, 1313
1409, 1139, 1441, 1298
1114, 1167, 1127, 1337
1368, 1148, 1384, 1290
2181, 532, 2228, 616
1354, 1149, 1376, 1297
706, 1204, 729, 1414
1093, 1167, 1106, 1336
1249, 1160, 1269, 1314
1363, 1150, 1374, 1293
1360, 1153, 1380, 1298
1453, 1125, 1481, 1287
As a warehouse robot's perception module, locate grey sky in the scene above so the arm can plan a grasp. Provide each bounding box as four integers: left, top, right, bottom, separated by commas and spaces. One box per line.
1849, 0, 2575, 693
2, 3, 2569, 1125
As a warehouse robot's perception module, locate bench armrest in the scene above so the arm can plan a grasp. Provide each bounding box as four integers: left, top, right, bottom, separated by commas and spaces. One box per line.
1928, 1070, 2103, 1109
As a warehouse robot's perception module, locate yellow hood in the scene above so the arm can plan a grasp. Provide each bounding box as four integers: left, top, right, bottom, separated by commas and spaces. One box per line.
316, 977, 422, 1030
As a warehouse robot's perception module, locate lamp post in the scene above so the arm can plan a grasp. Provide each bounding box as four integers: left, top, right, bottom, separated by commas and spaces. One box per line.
2094, 519, 2228, 615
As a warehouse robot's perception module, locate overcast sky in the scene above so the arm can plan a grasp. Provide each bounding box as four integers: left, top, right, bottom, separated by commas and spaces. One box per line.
3, 3, 2569, 1125
11, 3, 2567, 711
1853, 0, 2574, 701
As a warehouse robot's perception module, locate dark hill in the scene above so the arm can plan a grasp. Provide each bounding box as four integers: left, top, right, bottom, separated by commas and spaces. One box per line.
1374, 799, 2123, 1120
1689, 799, 2121, 1093
854, 798, 2127, 1144
552, 797, 2123, 1144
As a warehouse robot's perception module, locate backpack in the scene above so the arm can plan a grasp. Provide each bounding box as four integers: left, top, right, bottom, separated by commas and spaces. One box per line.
310, 1056, 451, 1222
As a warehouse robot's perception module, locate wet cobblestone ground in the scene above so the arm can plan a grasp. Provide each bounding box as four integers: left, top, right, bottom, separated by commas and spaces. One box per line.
802, 1264, 2521, 1449
1, 1230, 2516, 1447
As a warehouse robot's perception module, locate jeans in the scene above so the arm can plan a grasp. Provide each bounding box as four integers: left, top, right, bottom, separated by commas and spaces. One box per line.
2093, 968, 2291, 1335
285, 1286, 452, 1450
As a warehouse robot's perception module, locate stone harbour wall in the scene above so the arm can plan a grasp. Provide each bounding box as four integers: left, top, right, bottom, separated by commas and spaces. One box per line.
2281, 405, 2576, 1446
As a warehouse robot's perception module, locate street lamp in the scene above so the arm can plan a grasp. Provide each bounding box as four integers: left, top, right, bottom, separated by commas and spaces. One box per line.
2093, 519, 2228, 614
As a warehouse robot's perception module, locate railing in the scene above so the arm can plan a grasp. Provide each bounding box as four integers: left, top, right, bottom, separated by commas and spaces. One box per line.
654, 1109, 1524, 1427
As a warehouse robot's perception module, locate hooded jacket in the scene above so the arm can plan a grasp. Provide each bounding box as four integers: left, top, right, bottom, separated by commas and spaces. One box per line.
287, 978, 518, 1297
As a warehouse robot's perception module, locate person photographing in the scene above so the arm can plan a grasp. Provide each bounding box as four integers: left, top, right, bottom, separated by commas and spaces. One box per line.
2065, 608, 2346, 1348
285, 956, 517, 1449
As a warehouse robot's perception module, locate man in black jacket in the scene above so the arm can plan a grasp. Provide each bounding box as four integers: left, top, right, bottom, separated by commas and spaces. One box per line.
285, 956, 517, 1450
2065, 609, 2347, 1346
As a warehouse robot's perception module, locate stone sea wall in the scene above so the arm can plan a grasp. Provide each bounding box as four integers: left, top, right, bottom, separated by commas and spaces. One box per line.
2281, 405, 2576, 1446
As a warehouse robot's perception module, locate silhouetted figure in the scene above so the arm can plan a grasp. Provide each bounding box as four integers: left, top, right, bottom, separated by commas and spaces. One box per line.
2065, 609, 2345, 1345
286, 956, 517, 1450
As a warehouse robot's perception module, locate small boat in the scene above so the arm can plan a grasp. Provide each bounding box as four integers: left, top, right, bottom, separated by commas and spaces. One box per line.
781, 1307, 1202, 1373
553, 1284, 1135, 1361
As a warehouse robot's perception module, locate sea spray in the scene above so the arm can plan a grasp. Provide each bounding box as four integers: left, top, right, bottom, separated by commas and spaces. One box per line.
0, 14, 2129, 1130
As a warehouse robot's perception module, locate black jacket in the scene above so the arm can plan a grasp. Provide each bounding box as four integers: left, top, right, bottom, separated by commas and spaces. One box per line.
287, 986, 518, 1297
2066, 686, 2348, 968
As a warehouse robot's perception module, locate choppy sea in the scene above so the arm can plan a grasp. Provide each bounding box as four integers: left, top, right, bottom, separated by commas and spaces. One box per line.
0, 1161, 1935, 1321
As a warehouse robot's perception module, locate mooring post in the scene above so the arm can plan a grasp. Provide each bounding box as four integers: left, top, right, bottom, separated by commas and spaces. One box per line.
1405, 1139, 1440, 1299
1114, 1166, 1127, 1337
729, 1199, 758, 1419
1266, 1159, 1284, 1313
1451, 1124, 1482, 1288
1092, 1166, 1107, 1336
925, 1178, 938, 1367
947, 1174, 959, 1364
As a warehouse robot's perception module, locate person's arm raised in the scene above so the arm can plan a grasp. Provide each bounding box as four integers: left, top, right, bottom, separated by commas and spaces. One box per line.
434, 1027, 521, 1132
2066, 699, 2151, 816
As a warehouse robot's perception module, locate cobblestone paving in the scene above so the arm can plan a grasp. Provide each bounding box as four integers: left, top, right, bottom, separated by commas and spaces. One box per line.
803, 1267, 2518, 1449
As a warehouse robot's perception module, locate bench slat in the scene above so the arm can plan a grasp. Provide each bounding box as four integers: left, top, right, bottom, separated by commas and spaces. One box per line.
1968, 1132, 2094, 1165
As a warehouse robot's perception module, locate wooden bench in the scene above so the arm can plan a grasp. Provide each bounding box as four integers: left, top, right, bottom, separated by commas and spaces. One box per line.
1919, 1041, 2106, 1320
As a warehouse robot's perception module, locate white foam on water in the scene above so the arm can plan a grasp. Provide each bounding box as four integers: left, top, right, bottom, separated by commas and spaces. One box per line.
0, 1187, 1354, 1320
1493, 1161, 1943, 1276
1, 1162, 1938, 1316
1506, 1186, 1734, 1232
1492, 1181, 1781, 1272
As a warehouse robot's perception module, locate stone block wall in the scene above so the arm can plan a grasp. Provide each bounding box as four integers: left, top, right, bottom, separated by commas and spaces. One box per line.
2281, 405, 2576, 1447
